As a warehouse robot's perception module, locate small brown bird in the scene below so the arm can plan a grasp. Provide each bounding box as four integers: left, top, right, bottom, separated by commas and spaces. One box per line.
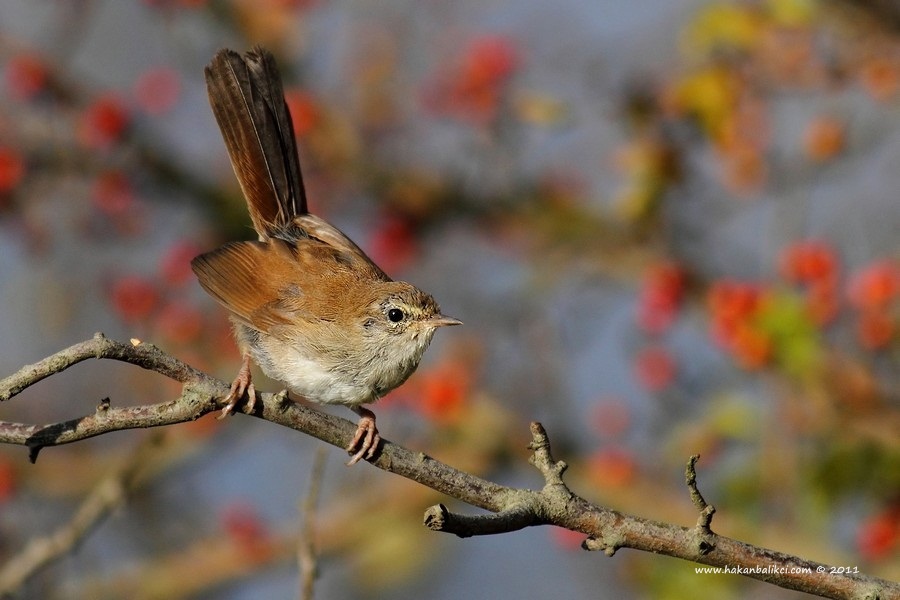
192, 47, 460, 465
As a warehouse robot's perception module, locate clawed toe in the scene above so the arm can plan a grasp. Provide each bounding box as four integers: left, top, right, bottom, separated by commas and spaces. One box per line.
218, 380, 256, 419
346, 407, 381, 466
218, 354, 256, 419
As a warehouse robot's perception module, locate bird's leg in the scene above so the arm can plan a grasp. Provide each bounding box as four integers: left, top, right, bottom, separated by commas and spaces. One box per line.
218, 353, 257, 419
346, 406, 381, 466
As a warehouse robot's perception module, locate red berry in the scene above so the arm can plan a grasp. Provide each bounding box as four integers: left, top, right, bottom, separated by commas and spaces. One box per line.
78, 94, 131, 149
284, 89, 321, 137
779, 239, 838, 284
5, 53, 49, 101
368, 215, 417, 275
0, 146, 25, 193
0, 458, 17, 502
857, 509, 899, 561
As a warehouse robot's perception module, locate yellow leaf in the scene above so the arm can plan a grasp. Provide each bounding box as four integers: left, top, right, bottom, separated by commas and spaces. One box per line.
672, 66, 739, 137
681, 3, 764, 58
766, 0, 818, 26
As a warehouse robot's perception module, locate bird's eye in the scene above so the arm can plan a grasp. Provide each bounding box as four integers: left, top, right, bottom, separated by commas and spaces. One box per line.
387, 308, 405, 323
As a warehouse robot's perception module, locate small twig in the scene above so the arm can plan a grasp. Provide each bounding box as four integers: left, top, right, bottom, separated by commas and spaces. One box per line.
686, 455, 716, 532
527, 422, 569, 487
423, 422, 579, 539
0, 433, 165, 595
684, 454, 717, 556
298, 447, 327, 600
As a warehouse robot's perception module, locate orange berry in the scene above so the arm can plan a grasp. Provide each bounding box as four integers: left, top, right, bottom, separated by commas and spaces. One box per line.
859, 57, 900, 103
731, 322, 772, 369
848, 260, 900, 311
708, 279, 762, 321
803, 116, 845, 162
588, 447, 637, 488
418, 361, 470, 423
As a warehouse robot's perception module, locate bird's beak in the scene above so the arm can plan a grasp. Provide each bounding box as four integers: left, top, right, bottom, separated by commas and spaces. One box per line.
428, 314, 463, 328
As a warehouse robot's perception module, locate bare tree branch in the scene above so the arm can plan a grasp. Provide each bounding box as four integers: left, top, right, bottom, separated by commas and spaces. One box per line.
0, 335, 896, 600
0, 333, 203, 401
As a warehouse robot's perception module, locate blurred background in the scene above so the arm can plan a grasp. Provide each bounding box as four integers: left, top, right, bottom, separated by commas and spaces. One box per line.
0, 0, 897, 598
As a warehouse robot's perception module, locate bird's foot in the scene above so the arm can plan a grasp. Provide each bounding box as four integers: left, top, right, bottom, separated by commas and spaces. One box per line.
218, 354, 257, 419
346, 406, 381, 466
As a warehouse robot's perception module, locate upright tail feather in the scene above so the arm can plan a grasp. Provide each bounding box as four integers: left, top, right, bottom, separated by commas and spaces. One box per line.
205, 46, 308, 238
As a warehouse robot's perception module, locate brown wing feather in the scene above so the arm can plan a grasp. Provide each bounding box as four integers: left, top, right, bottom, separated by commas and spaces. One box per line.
191, 240, 306, 331
191, 237, 390, 336
205, 47, 307, 238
